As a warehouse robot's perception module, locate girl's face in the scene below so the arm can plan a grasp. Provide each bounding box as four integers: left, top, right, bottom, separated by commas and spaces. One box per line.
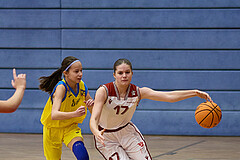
64, 61, 83, 84
113, 63, 133, 86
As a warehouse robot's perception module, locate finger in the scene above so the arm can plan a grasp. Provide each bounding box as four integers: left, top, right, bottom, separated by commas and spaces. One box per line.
101, 129, 106, 135
13, 68, 17, 80
101, 141, 105, 147
78, 105, 85, 109
20, 74, 26, 79
208, 96, 213, 102
18, 74, 24, 78
85, 100, 90, 104
76, 108, 85, 113
98, 135, 105, 146
98, 139, 105, 147
89, 100, 94, 105
11, 80, 15, 88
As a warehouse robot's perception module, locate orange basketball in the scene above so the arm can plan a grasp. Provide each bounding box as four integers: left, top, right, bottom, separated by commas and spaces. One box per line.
195, 101, 222, 128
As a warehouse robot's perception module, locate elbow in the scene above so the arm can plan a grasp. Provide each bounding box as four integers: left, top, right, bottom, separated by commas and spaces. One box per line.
7, 107, 18, 113
89, 117, 94, 126
89, 118, 94, 131
51, 112, 58, 120
6, 104, 19, 113
4, 100, 20, 113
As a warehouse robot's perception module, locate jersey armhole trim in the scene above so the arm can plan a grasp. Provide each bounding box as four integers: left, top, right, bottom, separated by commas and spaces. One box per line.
102, 85, 108, 104
51, 81, 68, 103
83, 81, 88, 97
137, 86, 141, 106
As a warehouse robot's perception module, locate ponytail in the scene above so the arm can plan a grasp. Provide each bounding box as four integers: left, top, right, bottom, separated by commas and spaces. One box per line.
39, 56, 79, 94
39, 68, 63, 94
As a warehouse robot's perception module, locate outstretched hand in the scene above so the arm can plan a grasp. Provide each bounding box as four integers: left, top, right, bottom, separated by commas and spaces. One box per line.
196, 90, 212, 102
11, 68, 26, 90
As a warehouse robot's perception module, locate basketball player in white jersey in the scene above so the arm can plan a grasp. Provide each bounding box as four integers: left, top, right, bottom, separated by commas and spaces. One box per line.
90, 58, 212, 160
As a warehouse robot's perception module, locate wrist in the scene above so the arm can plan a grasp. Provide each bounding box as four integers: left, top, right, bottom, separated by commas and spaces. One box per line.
194, 90, 199, 96
16, 86, 26, 90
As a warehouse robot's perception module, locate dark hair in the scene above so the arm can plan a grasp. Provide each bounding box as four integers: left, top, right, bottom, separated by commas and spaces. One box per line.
113, 58, 132, 73
39, 56, 79, 94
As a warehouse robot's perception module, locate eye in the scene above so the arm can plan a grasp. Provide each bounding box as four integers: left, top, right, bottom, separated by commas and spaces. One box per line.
74, 69, 82, 73
118, 71, 123, 75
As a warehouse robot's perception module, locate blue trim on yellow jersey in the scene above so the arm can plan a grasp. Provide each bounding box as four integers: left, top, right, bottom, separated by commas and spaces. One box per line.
50, 81, 68, 102
83, 81, 88, 97
65, 80, 79, 97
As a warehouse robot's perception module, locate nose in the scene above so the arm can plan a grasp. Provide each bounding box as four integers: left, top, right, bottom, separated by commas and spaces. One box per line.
79, 71, 83, 76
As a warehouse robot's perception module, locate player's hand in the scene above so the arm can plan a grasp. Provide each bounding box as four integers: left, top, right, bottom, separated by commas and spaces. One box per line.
74, 106, 86, 117
196, 90, 212, 102
94, 129, 106, 147
84, 99, 94, 107
11, 68, 26, 90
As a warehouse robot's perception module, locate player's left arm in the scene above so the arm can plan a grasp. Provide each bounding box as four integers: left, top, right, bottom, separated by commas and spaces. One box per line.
85, 91, 94, 114
0, 69, 26, 113
139, 87, 212, 103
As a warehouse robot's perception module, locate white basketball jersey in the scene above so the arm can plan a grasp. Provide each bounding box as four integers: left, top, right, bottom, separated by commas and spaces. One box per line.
99, 82, 140, 129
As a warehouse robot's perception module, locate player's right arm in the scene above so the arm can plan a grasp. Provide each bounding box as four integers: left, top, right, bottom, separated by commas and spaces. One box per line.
51, 84, 86, 120
89, 86, 106, 146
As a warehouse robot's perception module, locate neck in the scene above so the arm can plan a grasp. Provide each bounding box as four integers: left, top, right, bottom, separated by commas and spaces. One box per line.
114, 81, 129, 97
65, 78, 77, 90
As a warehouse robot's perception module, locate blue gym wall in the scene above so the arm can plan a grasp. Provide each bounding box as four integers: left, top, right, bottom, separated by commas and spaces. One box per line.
0, 0, 239, 136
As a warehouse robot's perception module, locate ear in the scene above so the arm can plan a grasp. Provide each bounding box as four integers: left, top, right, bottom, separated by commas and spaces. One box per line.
113, 72, 116, 79
63, 70, 68, 77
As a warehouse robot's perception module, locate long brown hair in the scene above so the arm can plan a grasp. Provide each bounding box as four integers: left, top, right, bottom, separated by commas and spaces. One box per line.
39, 56, 79, 94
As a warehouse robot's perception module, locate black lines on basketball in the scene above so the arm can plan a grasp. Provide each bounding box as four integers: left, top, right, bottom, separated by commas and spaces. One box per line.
195, 102, 222, 128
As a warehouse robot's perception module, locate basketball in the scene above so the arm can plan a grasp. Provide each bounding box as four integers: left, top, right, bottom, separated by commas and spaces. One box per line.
195, 101, 222, 128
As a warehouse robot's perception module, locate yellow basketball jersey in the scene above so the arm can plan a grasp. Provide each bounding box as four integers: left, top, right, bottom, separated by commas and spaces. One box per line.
41, 79, 87, 128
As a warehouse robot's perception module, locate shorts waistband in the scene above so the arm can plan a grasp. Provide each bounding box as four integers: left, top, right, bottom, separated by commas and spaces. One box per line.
98, 123, 129, 133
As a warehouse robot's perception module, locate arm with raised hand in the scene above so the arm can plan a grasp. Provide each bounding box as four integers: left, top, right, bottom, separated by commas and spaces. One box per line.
0, 69, 26, 113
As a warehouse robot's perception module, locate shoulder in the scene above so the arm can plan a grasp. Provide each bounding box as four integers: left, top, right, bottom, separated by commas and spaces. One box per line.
96, 83, 111, 98
95, 86, 107, 103
139, 87, 153, 98
56, 80, 68, 92
51, 81, 67, 96
80, 80, 85, 86
79, 80, 87, 89
54, 84, 67, 95
102, 82, 113, 89
98, 82, 113, 94
56, 84, 66, 90
97, 85, 107, 94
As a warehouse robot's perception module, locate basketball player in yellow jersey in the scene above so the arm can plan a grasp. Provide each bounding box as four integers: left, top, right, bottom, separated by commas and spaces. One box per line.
0, 68, 26, 113
39, 56, 94, 160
